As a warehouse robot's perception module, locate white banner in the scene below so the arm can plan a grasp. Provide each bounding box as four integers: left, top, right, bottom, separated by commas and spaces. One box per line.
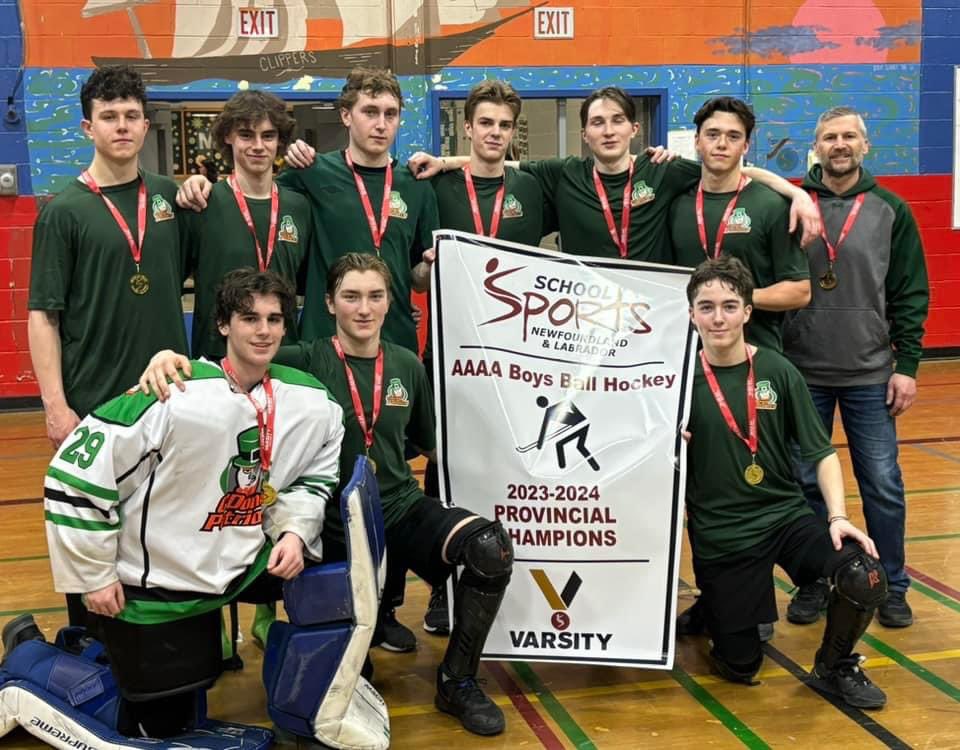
431, 231, 697, 668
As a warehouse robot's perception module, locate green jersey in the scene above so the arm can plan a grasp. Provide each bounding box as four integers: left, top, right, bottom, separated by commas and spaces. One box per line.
685, 347, 834, 561
522, 155, 700, 262
186, 179, 312, 358
276, 338, 435, 533
670, 180, 809, 351
432, 166, 545, 245
278, 151, 439, 353
28, 172, 189, 417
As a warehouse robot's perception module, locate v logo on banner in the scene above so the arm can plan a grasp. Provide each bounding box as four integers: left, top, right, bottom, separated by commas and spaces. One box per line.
530, 569, 582, 611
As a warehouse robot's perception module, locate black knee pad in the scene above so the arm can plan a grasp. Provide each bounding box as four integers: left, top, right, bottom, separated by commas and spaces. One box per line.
455, 521, 514, 581
832, 550, 887, 610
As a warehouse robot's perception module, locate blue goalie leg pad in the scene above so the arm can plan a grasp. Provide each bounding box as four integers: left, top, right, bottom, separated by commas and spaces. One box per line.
0, 632, 273, 750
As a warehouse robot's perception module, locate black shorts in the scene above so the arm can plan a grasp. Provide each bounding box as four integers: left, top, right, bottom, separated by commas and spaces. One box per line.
322, 491, 483, 587
693, 514, 855, 634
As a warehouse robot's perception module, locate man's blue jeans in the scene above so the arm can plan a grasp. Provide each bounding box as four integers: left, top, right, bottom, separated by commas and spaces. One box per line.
794, 382, 908, 593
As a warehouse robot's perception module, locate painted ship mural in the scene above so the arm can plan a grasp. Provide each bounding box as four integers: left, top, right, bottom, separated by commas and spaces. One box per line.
85, 0, 542, 83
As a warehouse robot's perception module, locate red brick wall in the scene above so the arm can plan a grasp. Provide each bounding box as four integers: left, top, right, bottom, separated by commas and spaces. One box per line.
2, 175, 958, 400
0, 196, 39, 399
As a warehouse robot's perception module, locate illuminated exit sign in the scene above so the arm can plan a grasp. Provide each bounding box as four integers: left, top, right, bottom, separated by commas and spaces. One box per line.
534, 7, 574, 39
238, 8, 279, 38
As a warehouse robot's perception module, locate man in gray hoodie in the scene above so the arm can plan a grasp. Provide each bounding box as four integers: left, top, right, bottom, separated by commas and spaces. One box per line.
782, 106, 929, 629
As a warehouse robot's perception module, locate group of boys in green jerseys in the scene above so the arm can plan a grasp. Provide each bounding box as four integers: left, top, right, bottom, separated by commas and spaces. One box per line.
31, 60, 834, 740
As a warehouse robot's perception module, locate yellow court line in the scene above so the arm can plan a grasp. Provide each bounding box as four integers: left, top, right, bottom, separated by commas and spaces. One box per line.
387, 646, 960, 716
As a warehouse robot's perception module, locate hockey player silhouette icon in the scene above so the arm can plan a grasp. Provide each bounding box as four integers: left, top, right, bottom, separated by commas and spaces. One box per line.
516, 396, 600, 471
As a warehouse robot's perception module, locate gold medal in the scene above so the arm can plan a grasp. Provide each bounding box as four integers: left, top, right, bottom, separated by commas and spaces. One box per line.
744, 463, 764, 485
368, 457, 377, 474
261, 482, 278, 507
818, 270, 837, 291
130, 272, 150, 295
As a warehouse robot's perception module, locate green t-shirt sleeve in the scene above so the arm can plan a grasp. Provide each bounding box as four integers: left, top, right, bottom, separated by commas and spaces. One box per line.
28, 201, 75, 311
884, 198, 929, 378
276, 168, 305, 194
767, 198, 809, 281
412, 183, 440, 267
275, 342, 312, 371
176, 206, 198, 283
786, 364, 834, 463
406, 361, 436, 453
520, 157, 567, 208
660, 157, 701, 196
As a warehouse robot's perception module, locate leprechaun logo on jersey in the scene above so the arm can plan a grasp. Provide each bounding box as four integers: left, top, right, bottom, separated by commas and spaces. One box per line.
385, 378, 409, 407
151, 194, 175, 222
726, 207, 752, 234
502, 194, 524, 219
278, 215, 299, 243
201, 427, 268, 531
389, 191, 408, 219
630, 181, 655, 206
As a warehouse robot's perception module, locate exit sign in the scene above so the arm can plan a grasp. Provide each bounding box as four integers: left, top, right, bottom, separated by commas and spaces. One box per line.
238, 8, 279, 38
534, 7, 574, 39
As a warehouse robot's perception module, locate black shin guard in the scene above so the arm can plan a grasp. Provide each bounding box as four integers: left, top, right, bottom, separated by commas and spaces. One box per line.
442, 571, 509, 680
441, 521, 513, 679
817, 549, 887, 670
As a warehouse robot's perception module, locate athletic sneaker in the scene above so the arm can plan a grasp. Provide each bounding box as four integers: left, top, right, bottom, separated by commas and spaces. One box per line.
435, 669, 505, 735
812, 653, 886, 709
423, 585, 451, 636
2, 614, 45, 662
757, 622, 775, 642
377, 609, 417, 653
876, 590, 913, 628
786, 579, 830, 624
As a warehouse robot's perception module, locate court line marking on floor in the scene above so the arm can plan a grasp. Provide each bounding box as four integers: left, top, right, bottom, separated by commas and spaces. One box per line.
762, 642, 911, 749
670, 667, 770, 749
905, 565, 960, 607
487, 661, 567, 750
511, 662, 597, 750
774, 577, 960, 704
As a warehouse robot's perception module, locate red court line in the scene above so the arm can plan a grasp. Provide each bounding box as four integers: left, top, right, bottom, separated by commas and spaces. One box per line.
0, 497, 41, 507
486, 662, 566, 750
906, 565, 960, 602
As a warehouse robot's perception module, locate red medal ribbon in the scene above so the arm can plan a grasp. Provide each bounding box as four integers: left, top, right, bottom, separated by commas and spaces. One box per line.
80, 170, 146, 268
221, 358, 276, 474
332, 336, 384, 453
228, 175, 279, 271
810, 191, 865, 265
699, 345, 758, 459
696, 175, 749, 259
592, 159, 634, 258
463, 165, 506, 238
345, 150, 392, 253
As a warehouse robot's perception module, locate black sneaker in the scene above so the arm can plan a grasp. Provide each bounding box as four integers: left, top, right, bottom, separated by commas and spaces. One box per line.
876, 590, 913, 628
812, 653, 886, 709
787, 580, 830, 624
377, 609, 417, 653
757, 622, 775, 643
435, 670, 505, 735
676, 599, 707, 636
423, 585, 450, 636
2, 614, 46, 662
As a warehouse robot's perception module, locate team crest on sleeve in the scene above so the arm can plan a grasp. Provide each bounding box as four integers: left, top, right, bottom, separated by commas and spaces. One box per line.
278, 215, 299, 243
384, 378, 409, 407
502, 194, 524, 219
630, 181, 655, 207
726, 207, 752, 234
151, 194, 175, 222
388, 191, 408, 220
201, 427, 267, 531
755, 380, 778, 410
